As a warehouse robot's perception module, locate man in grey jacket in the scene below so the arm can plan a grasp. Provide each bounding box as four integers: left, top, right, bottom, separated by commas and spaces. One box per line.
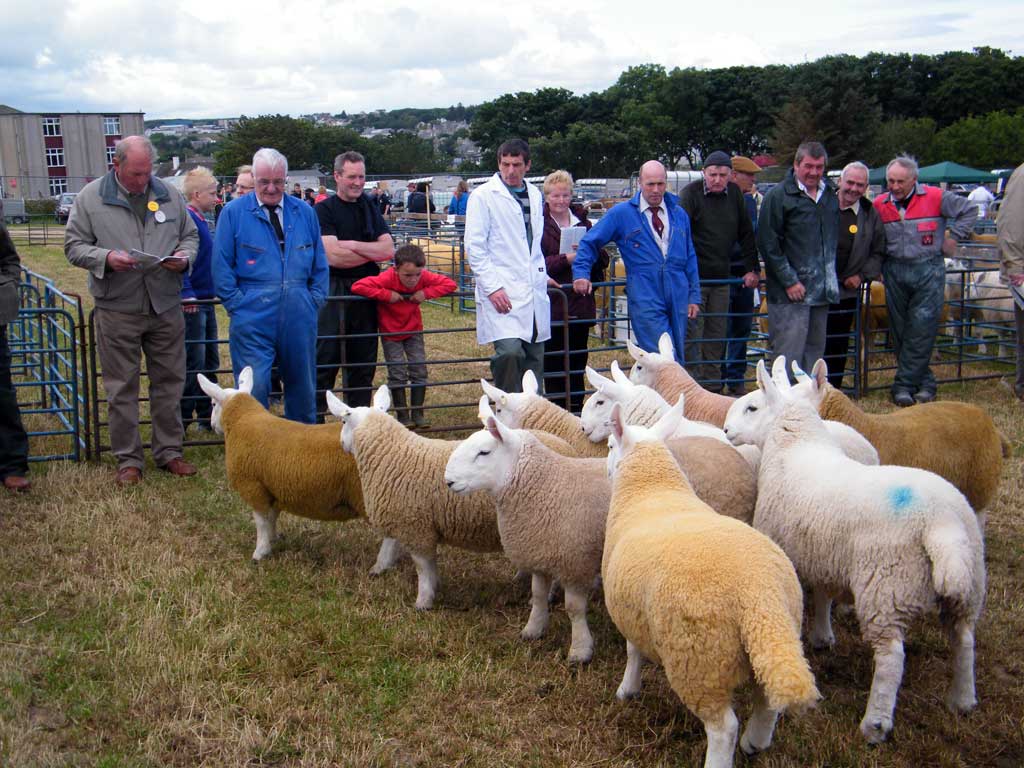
65, 136, 199, 485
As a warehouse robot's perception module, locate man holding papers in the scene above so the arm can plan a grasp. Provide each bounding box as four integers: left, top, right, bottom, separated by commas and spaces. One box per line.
65, 136, 198, 485
540, 171, 607, 413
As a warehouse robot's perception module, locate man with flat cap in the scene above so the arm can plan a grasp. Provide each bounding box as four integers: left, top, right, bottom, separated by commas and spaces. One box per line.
679, 151, 758, 390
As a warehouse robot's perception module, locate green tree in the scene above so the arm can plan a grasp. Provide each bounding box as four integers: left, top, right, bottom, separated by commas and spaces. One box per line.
867, 117, 938, 166
213, 115, 317, 175
931, 109, 1024, 168
368, 132, 440, 174
769, 98, 829, 167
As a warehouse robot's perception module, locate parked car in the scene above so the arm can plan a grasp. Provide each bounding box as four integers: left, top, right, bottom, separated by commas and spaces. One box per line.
56, 192, 77, 224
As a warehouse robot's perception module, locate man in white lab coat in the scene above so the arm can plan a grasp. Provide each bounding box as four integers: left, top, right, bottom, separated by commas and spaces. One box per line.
465, 139, 551, 392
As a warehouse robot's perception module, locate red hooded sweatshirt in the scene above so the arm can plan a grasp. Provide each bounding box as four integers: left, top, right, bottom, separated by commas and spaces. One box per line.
351, 267, 458, 341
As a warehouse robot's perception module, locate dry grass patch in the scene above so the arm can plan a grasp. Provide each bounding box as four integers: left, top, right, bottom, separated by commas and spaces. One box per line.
5, 244, 1024, 766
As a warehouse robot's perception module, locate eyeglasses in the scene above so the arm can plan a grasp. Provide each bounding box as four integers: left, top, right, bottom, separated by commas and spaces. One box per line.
236, 183, 254, 192
256, 178, 287, 189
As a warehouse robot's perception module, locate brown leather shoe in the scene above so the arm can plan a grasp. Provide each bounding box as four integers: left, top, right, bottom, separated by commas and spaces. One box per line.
116, 466, 142, 486
160, 457, 196, 477
3, 475, 31, 492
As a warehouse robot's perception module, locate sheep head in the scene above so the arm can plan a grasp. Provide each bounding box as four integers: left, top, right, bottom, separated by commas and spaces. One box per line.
479, 369, 540, 428
197, 366, 254, 434
581, 363, 633, 442
605, 396, 685, 480
627, 332, 675, 387
444, 396, 522, 495
326, 385, 392, 454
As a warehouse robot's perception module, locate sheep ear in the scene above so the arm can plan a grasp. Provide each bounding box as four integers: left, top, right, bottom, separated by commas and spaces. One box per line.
651, 395, 685, 440
477, 394, 494, 424
372, 385, 391, 412
760, 362, 785, 409
480, 378, 506, 406
626, 339, 645, 361
755, 359, 770, 391
811, 359, 828, 393
586, 365, 611, 391
238, 366, 254, 394
610, 359, 632, 387
521, 370, 539, 396
610, 402, 626, 443
770, 356, 791, 389
791, 360, 809, 381
485, 416, 504, 442
325, 390, 350, 420
197, 374, 225, 403
658, 333, 675, 360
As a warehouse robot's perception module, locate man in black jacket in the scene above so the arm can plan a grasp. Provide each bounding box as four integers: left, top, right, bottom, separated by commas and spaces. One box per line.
823, 161, 885, 389
0, 223, 30, 492
679, 151, 758, 390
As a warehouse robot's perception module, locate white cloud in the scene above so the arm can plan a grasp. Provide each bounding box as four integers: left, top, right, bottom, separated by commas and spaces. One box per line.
0, 0, 1020, 117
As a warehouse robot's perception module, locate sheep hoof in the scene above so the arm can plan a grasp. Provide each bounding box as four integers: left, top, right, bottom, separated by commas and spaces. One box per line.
368, 564, 388, 577
810, 633, 836, 651
567, 648, 593, 665
414, 598, 435, 611
859, 715, 893, 744
739, 734, 763, 757
252, 548, 272, 562
945, 692, 977, 713
520, 626, 545, 641
616, 686, 640, 701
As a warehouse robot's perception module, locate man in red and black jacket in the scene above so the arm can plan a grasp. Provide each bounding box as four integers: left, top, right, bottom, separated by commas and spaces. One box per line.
874, 156, 976, 406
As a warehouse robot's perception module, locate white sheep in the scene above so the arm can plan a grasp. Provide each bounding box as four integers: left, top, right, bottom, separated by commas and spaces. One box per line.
722, 357, 880, 467
444, 396, 610, 663
603, 400, 818, 768
626, 334, 735, 427
580, 360, 730, 444
480, 371, 607, 458
325, 385, 581, 610
750, 360, 986, 744
197, 368, 404, 571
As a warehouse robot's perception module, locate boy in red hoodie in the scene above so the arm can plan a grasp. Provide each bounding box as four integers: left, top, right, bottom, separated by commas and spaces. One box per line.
352, 244, 457, 428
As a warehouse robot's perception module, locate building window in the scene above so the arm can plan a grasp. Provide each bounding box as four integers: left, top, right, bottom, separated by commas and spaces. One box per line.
49, 177, 68, 196
42, 117, 62, 137
45, 147, 65, 167
106, 145, 116, 166
103, 116, 121, 136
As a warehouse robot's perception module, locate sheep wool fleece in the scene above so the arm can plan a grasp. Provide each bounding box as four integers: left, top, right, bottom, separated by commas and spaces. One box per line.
221, 394, 364, 521
604, 441, 818, 718
515, 398, 608, 458
652, 363, 734, 428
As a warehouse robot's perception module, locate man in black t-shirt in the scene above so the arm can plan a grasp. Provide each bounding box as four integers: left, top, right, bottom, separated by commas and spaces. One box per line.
315, 151, 395, 413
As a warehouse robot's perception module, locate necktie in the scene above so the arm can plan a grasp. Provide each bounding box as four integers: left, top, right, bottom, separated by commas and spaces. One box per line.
650, 205, 664, 239
266, 204, 285, 249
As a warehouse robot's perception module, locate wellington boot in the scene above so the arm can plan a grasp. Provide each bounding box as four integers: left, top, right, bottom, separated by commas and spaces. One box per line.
410, 385, 430, 429
390, 387, 414, 427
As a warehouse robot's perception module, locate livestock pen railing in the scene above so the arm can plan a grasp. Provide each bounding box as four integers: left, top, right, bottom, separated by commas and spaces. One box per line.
11, 268, 90, 461
14, 253, 1019, 460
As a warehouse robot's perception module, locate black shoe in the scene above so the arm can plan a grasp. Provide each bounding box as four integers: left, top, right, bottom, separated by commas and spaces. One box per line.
913, 390, 936, 404
410, 385, 430, 429
892, 390, 914, 407
389, 387, 414, 428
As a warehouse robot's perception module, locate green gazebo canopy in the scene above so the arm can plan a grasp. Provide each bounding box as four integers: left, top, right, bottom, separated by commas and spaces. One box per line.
868, 161, 995, 185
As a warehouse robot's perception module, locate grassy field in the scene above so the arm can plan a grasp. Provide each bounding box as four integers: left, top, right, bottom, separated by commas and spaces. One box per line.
2, 244, 1023, 767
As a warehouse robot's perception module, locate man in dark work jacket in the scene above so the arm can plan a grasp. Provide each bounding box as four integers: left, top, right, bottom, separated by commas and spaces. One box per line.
314, 151, 395, 414
823, 161, 885, 389
679, 151, 758, 391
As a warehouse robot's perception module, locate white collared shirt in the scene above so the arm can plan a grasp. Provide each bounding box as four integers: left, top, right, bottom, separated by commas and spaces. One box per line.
639, 196, 670, 255
256, 193, 285, 231
839, 199, 861, 215
796, 177, 826, 204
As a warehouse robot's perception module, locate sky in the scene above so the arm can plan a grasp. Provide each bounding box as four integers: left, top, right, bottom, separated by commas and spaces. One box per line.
2, 0, 1022, 120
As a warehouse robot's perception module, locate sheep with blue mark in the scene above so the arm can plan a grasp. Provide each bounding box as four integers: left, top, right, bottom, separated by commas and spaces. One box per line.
748, 359, 986, 744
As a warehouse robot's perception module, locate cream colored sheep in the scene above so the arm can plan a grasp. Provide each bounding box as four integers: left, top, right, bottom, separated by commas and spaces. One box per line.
627, 334, 735, 427
197, 369, 401, 572
604, 400, 818, 767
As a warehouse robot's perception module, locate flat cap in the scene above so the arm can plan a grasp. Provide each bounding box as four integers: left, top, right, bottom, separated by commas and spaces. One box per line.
703, 150, 733, 169
731, 156, 763, 174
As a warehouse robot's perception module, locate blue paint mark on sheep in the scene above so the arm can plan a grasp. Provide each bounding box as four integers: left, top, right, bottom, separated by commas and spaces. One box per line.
888, 486, 915, 517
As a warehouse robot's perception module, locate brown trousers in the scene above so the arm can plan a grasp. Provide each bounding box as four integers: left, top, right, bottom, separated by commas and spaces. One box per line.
95, 306, 185, 470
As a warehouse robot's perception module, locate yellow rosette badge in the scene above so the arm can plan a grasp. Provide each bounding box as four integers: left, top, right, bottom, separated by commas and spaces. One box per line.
147, 201, 159, 212
849, 224, 858, 234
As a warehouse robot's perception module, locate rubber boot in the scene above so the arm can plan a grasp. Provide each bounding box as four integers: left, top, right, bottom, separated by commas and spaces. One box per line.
390, 387, 413, 427
410, 385, 430, 429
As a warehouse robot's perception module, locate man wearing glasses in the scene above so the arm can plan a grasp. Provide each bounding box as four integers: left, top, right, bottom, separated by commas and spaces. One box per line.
213, 148, 328, 423
234, 165, 255, 197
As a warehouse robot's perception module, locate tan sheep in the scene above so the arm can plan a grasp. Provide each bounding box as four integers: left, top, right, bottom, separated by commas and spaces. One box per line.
627, 334, 735, 427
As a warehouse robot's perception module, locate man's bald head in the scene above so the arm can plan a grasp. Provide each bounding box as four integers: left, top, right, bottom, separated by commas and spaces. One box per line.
638, 160, 668, 207
113, 135, 156, 195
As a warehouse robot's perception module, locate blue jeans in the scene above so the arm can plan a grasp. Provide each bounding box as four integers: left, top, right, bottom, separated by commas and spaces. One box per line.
722, 282, 755, 387
180, 304, 219, 426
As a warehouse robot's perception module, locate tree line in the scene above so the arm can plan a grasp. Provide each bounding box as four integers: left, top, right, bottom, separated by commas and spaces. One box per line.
469, 48, 1024, 175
